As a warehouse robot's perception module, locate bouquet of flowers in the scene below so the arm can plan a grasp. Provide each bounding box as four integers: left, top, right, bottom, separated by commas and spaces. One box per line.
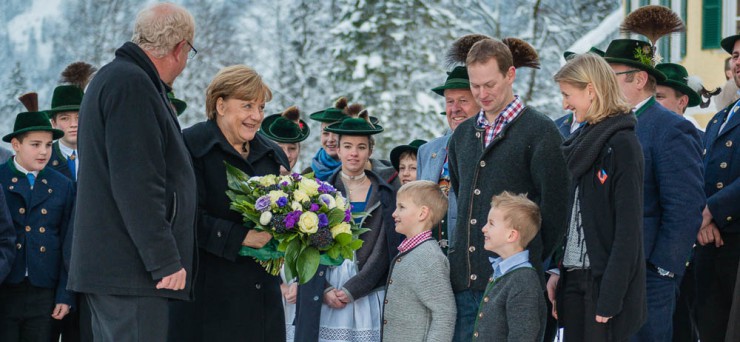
225, 163, 369, 284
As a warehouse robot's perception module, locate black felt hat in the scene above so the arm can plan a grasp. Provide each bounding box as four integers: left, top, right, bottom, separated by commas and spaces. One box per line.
390, 139, 427, 171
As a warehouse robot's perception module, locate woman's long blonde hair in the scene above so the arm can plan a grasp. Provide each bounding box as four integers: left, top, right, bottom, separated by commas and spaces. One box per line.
553, 53, 631, 124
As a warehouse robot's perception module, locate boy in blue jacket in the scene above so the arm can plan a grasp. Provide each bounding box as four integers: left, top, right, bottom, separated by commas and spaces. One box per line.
0, 93, 75, 341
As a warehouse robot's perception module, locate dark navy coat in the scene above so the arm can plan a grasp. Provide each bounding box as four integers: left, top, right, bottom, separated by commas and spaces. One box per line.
0, 185, 15, 283
703, 100, 740, 233
635, 98, 705, 276
49, 142, 73, 181
0, 161, 75, 305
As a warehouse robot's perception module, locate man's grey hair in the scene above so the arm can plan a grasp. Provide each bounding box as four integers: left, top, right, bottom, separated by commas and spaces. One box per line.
131, 2, 195, 58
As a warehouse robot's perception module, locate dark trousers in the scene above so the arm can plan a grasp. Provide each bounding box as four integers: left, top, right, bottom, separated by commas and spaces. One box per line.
0, 279, 55, 342
86, 293, 168, 342
50, 295, 93, 342
560, 269, 624, 342
631, 268, 680, 342
672, 264, 699, 342
452, 289, 484, 342
694, 232, 740, 342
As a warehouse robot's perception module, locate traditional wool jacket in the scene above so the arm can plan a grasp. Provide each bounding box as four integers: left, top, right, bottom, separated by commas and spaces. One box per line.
447, 107, 569, 292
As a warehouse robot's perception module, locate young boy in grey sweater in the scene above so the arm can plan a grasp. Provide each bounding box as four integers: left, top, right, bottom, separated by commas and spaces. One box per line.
473, 191, 546, 341
381, 181, 456, 342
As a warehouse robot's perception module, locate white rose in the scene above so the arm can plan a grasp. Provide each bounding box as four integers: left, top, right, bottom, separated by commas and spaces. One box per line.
330, 222, 352, 238
299, 178, 320, 196
291, 201, 303, 212
293, 189, 310, 203
298, 212, 319, 234
268, 190, 288, 205
259, 211, 272, 226
259, 174, 278, 187
335, 194, 347, 211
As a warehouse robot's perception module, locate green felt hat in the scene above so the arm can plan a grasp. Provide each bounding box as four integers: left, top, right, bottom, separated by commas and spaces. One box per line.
655, 63, 700, 107
603, 39, 666, 82
46, 85, 83, 116
721, 35, 740, 54
390, 139, 427, 171
439, 111, 446, 116
4, 112, 64, 143
167, 92, 187, 116
5, 93, 64, 142
563, 47, 605, 60
324, 110, 383, 136
259, 106, 311, 143
431, 66, 470, 97
310, 97, 350, 123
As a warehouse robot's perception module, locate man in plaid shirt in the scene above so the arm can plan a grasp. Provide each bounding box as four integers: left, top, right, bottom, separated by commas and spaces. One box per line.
446, 36, 569, 342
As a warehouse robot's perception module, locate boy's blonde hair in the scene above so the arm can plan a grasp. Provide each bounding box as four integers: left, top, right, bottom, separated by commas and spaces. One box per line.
491, 191, 541, 248
397, 180, 448, 225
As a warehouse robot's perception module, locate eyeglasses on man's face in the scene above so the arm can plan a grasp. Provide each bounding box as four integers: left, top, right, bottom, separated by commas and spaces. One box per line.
185, 40, 197, 59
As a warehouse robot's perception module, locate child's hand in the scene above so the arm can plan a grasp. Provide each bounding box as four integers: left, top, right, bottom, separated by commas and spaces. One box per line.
595, 315, 611, 323
51, 304, 70, 320
546, 274, 559, 319
323, 290, 346, 309
335, 289, 351, 304
284, 283, 298, 304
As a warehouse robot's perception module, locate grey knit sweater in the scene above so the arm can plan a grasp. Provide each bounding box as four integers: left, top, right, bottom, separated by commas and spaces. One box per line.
448, 107, 569, 292
473, 267, 546, 342
381, 239, 456, 342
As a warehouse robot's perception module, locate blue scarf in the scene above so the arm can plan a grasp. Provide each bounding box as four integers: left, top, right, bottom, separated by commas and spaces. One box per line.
311, 148, 342, 181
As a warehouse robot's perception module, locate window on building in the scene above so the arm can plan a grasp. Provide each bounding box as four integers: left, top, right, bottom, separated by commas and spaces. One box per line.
703, 0, 722, 49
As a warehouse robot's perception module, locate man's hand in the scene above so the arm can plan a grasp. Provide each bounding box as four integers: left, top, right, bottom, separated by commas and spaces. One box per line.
51, 303, 70, 320
697, 222, 724, 247
156, 268, 187, 290
546, 274, 559, 319
242, 230, 272, 248
335, 289, 351, 304
596, 315, 612, 323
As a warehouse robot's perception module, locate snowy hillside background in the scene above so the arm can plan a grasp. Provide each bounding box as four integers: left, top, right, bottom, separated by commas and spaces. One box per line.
0, 0, 620, 169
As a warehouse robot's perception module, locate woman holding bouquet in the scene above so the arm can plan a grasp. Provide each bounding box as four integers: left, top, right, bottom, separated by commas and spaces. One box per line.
168, 65, 290, 341
294, 111, 403, 341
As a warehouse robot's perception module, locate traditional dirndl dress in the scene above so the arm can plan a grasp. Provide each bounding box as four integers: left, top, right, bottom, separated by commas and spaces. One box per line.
281, 267, 297, 342
317, 199, 383, 342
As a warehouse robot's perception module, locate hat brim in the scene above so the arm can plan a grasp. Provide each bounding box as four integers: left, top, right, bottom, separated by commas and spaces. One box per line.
390, 145, 419, 171
259, 114, 311, 143
658, 80, 701, 107
46, 105, 80, 115
324, 124, 384, 136
721, 35, 740, 54
3, 127, 64, 143
603, 57, 667, 82
431, 81, 471, 96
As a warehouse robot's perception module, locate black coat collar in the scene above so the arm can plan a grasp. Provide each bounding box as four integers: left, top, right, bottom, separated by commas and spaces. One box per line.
185, 120, 289, 170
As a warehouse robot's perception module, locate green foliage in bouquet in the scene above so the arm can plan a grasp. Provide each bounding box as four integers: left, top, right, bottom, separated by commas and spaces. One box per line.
225, 163, 369, 284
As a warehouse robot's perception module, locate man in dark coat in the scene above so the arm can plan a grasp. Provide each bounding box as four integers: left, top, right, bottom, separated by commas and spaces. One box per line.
604, 39, 705, 341
67, 3, 197, 341
446, 37, 569, 342
693, 34, 740, 342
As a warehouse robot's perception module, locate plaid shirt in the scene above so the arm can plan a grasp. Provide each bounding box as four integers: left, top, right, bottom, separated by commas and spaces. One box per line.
397, 230, 433, 254
476, 95, 525, 147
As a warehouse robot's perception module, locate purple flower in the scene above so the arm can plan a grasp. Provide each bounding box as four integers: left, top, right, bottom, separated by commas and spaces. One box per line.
318, 182, 335, 194
279, 181, 290, 188
284, 211, 302, 229
292, 173, 302, 181
344, 208, 352, 222
255, 196, 271, 212
277, 197, 288, 207
310, 203, 320, 212
318, 213, 329, 228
